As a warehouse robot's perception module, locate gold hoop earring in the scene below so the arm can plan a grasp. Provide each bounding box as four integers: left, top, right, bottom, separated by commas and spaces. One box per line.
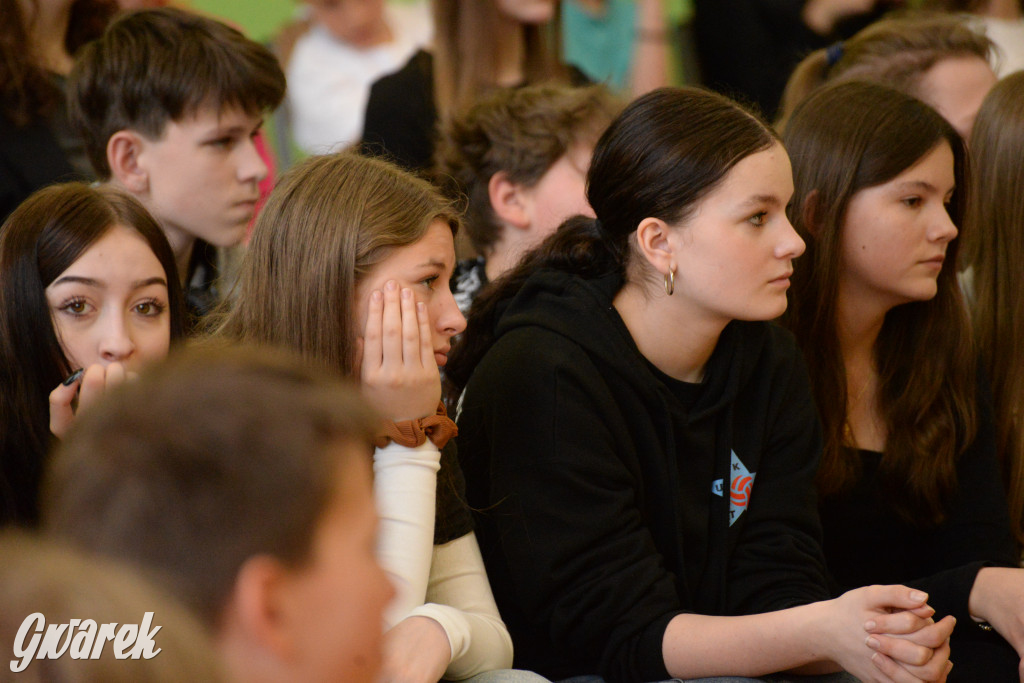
664, 269, 675, 296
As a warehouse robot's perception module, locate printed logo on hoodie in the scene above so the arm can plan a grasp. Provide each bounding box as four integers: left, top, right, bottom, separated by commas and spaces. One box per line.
711, 450, 756, 526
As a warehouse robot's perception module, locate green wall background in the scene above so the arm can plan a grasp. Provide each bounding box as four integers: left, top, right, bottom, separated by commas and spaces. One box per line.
189, 0, 297, 43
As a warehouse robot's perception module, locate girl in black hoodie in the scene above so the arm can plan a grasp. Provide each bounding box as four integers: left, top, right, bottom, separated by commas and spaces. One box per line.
447, 87, 954, 683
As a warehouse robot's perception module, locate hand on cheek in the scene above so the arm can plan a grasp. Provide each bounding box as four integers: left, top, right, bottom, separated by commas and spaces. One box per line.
359, 280, 441, 422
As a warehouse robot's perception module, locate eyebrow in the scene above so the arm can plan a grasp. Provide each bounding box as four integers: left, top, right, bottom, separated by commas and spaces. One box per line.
894, 180, 954, 194
416, 259, 454, 275
208, 118, 265, 136
738, 194, 784, 208
49, 276, 168, 290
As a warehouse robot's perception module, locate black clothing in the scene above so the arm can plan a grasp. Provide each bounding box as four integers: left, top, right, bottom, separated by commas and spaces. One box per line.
820, 382, 1019, 682
436, 439, 474, 545
456, 269, 831, 682
692, 0, 884, 119
0, 76, 94, 222
361, 50, 589, 172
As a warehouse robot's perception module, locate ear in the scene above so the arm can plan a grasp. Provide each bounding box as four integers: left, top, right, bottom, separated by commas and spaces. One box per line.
634, 216, 675, 277
487, 171, 531, 231
223, 554, 296, 663
800, 189, 820, 239
106, 131, 150, 194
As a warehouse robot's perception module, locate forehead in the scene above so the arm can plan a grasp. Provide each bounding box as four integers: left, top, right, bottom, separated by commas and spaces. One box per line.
703, 143, 793, 203
169, 104, 262, 134
56, 225, 162, 276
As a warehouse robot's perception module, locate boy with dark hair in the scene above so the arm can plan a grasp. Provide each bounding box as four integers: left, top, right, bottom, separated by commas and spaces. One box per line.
41, 347, 393, 683
434, 83, 620, 313
69, 8, 286, 319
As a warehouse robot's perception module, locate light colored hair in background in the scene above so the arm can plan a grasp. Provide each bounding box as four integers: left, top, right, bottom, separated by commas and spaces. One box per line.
0, 531, 224, 683
775, 12, 993, 130
965, 71, 1024, 550
432, 0, 568, 123
209, 152, 459, 377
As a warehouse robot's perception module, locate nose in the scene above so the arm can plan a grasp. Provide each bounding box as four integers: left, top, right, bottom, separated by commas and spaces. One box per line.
239, 135, 269, 184
776, 215, 806, 260
930, 206, 958, 244
437, 289, 467, 337
98, 312, 135, 363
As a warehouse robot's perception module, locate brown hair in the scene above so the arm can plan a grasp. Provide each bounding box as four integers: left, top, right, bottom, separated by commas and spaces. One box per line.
435, 83, 620, 255
0, 531, 224, 682
209, 152, 459, 377
42, 346, 380, 626
432, 0, 569, 123
783, 80, 975, 526
965, 71, 1024, 546
0, 0, 116, 126
69, 7, 286, 179
776, 12, 993, 130
0, 182, 184, 526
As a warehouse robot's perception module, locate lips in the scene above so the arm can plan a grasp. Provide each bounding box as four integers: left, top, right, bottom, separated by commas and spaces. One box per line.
435, 346, 451, 367
769, 271, 793, 285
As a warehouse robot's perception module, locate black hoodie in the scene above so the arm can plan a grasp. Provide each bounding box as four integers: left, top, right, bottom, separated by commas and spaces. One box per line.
456, 268, 831, 682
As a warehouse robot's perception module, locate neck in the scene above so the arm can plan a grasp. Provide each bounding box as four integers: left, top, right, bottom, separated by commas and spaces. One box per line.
978, 0, 1022, 19
836, 285, 889, 451
20, 0, 74, 75
494, 14, 526, 87
484, 228, 531, 282
613, 280, 726, 383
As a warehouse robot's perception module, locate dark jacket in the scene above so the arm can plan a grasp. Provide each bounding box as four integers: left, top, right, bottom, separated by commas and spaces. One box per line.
456, 268, 831, 682
820, 376, 1019, 681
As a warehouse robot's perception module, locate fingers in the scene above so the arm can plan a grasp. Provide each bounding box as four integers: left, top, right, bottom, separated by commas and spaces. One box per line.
417, 301, 434, 368
76, 364, 108, 414
48, 369, 84, 438
889, 616, 956, 650
868, 620, 953, 681
876, 586, 930, 610
382, 280, 403, 365
362, 289, 384, 378
400, 287, 421, 369
872, 651, 951, 683
865, 610, 935, 636
105, 361, 126, 390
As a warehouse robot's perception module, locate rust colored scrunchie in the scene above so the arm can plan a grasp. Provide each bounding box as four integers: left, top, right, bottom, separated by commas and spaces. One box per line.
374, 401, 458, 450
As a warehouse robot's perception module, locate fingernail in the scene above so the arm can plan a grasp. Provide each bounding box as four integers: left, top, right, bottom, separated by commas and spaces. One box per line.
910, 590, 927, 602
371, 291, 382, 302
63, 368, 84, 386
417, 302, 426, 312
401, 288, 411, 299
865, 636, 879, 650
863, 620, 876, 631
385, 280, 397, 291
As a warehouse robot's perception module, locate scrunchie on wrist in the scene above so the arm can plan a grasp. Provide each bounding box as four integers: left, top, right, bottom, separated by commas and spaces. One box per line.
374, 401, 457, 450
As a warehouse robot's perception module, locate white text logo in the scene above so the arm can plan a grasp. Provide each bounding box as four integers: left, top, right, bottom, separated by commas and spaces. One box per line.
10, 612, 161, 672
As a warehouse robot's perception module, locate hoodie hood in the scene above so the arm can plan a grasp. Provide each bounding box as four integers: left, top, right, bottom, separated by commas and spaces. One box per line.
492, 267, 772, 421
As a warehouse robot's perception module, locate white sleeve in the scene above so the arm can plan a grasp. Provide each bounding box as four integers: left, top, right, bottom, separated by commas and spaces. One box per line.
373, 440, 442, 628
407, 532, 514, 680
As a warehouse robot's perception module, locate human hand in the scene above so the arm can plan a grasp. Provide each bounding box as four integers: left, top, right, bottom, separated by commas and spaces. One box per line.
967, 566, 1024, 680
826, 585, 952, 683
49, 362, 131, 438
357, 280, 441, 422
802, 0, 886, 35
379, 615, 451, 683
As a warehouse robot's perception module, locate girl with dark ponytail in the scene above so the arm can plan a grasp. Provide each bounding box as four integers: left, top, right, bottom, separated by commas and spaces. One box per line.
448, 87, 953, 683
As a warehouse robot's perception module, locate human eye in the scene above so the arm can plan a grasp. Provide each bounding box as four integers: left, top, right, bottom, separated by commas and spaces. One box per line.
206, 136, 235, 150
748, 211, 767, 227
421, 275, 439, 290
133, 298, 167, 317
57, 297, 93, 317
901, 196, 922, 208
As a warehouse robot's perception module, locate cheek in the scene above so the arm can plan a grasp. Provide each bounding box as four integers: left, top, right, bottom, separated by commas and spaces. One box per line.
138, 320, 172, 362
